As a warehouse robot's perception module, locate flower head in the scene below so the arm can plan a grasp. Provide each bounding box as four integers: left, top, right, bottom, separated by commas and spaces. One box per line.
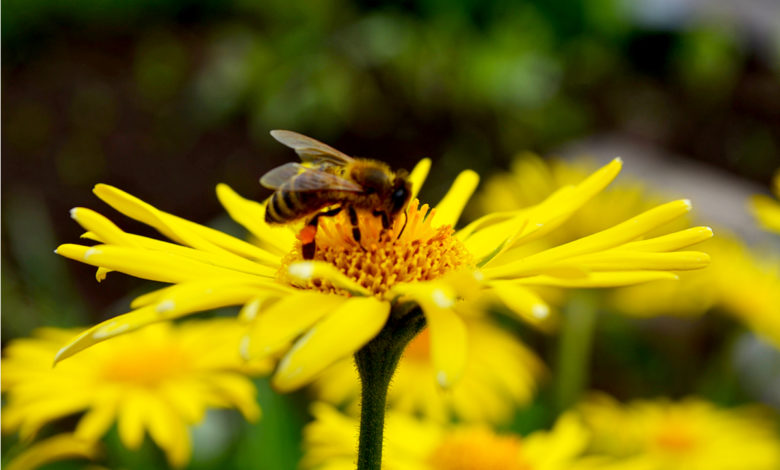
578, 395, 780, 470
54, 152, 711, 393
1, 319, 269, 467
302, 402, 604, 470
751, 170, 780, 234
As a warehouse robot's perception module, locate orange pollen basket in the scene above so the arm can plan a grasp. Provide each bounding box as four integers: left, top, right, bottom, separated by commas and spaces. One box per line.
428, 428, 531, 470
278, 200, 472, 297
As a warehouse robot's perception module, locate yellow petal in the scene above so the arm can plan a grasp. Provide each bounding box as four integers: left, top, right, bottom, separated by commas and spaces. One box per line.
118, 392, 147, 450
433, 170, 479, 228
6, 434, 99, 470
513, 157, 623, 243
243, 292, 348, 358
208, 373, 262, 422
516, 271, 679, 287
55, 282, 265, 363
485, 200, 693, 278
216, 184, 296, 255
75, 395, 119, 441
408, 158, 432, 201
489, 281, 554, 327
564, 250, 711, 271
146, 396, 192, 468
287, 261, 371, 296
751, 194, 780, 233
12, 394, 93, 440
272, 297, 390, 392
55, 244, 274, 284
94, 184, 280, 265
70, 207, 140, 247
620, 226, 714, 252
392, 282, 467, 388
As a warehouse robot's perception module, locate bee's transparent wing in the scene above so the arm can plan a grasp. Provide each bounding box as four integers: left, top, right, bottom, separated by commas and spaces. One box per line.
260, 162, 363, 192
270, 130, 355, 165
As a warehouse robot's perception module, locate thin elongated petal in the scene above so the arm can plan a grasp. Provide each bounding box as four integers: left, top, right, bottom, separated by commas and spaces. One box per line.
392, 282, 468, 388
243, 292, 348, 358
408, 158, 432, 201
55, 244, 272, 284
516, 271, 679, 287
512, 158, 623, 243
489, 281, 553, 326
94, 184, 280, 265
70, 207, 141, 247
207, 373, 262, 421
272, 297, 390, 392
55, 282, 264, 363
75, 395, 119, 441
146, 396, 191, 468
118, 392, 147, 449
433, 170, 480, 228
288, 261, 371, 296
485, 200, 694, 278
620, 226, 714, 252
564, 250, 711, 271
6, 434, 99, 470
216, 184, 296, 255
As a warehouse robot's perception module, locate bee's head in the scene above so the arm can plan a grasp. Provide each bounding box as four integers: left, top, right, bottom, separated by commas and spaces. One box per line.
389, 171, 411, 215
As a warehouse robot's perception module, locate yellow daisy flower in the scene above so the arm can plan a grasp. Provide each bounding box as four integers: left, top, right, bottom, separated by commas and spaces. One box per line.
302, 402, 615, 470
54, 149, 711, 392
578, 394, 780, 470
751, 170, 780, 234
5, 434, 99, 470
1, 319, 269, 467
313, 316, 545, 424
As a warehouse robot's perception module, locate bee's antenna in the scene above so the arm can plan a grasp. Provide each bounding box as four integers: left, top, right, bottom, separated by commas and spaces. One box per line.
397, 210, 409, 239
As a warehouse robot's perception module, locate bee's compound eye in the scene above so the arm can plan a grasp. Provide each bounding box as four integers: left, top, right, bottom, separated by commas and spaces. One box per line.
391, 187, 409, 212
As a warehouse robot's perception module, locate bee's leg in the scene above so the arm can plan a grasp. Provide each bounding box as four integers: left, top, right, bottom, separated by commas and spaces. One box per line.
372, 210, 390, 229
301, 207, 343, 259
397, 210, 409, 238
347, 206, 367, 251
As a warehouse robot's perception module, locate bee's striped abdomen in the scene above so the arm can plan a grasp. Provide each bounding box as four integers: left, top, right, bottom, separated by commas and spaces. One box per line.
265, 181, 335, 224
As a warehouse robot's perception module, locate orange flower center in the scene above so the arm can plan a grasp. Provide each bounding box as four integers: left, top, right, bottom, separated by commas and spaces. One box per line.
100, 345, 191, 386
654, 425, 698, 453
279, 200, 472, 297
428, 428, 531, 470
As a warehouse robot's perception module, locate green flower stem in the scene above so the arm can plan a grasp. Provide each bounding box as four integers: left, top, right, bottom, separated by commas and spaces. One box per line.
354, 304, 426, 470
554, 290, 599, 412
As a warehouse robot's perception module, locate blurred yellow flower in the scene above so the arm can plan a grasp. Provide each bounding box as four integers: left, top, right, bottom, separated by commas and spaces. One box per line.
1, 319, 269, 467
5, 434, 99, 470
54, 156, 711, 392
751, 170, 780, 234
313, 316, 544, 424
578, 394, 780, 470
302, 402, 612, 470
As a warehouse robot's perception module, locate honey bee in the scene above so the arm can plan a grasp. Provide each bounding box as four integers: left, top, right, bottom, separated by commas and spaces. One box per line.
262, 130, 412, 259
